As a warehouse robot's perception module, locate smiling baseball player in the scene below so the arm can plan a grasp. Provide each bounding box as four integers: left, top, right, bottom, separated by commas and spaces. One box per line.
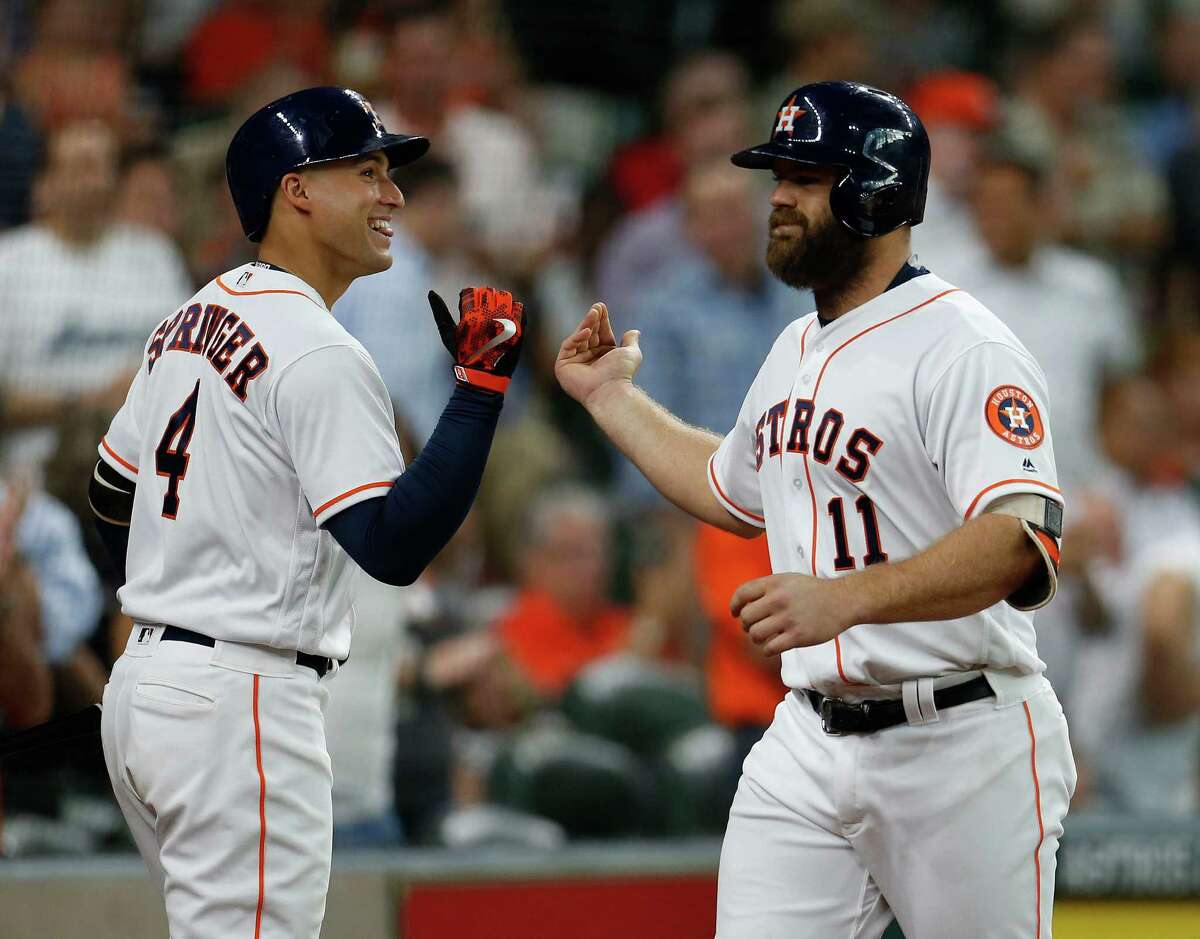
87, 87, 524, 938
556, 81, 1074, 938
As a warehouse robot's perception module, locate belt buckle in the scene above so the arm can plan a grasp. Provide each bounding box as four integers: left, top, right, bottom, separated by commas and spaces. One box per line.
819, 697, 871, 735
819, 697, 843, 735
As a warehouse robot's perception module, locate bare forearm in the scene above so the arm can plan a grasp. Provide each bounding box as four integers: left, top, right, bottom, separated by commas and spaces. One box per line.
585, 380, 755, 535
841, 514, 1040, 626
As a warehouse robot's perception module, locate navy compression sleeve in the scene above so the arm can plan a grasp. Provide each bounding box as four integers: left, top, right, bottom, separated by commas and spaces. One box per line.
322, 385, 502, 585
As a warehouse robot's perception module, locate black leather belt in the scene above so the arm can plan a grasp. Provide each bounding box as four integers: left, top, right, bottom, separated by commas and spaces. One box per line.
805, 675, 993, 735
160, 625, 335, 678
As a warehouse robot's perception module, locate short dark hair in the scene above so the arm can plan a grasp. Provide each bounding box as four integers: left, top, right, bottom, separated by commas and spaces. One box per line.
977, 138, 1048, 191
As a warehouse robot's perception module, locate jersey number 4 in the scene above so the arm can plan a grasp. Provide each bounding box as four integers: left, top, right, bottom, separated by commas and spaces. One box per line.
155, 380, 200, 520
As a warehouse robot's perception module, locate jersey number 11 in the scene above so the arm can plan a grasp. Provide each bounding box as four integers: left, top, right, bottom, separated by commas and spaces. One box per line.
828, 495, 888, 571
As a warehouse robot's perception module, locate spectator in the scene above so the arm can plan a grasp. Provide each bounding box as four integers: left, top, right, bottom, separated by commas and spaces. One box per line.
4, 481, 103, 681
0, 484, 53, 730
620, 160, 811, 502
1151, 331, 1200, 475
1004, 11, 1166, 264
958, 150, 1140, 491
1085, 536, 1200, 815
758, 0, 878, 120
0, 120, 192, 473
493, 486, 636, 698
607, 49, 753, 214
182, 0, 330, 107
1057, 374, 1200, 783
334, 157, 495, 442
11, 0, 132, 132
595, 52, 754, 316
906, 70, 996, 284
325, 571, 425, 848
113, 146, 183, 243
1136, 1, 1200, 173
376, 2, 559, 272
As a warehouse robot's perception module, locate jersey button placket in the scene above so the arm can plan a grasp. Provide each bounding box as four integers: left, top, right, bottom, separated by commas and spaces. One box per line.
789, 331, 819, 566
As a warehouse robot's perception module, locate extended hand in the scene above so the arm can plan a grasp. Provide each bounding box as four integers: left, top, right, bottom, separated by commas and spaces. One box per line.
554, 302, 642, 407
730, 573, 856, 656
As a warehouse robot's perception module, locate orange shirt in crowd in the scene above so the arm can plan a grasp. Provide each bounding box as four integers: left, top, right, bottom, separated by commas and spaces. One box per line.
496, 589, 631, 695
694, 524, 786, 728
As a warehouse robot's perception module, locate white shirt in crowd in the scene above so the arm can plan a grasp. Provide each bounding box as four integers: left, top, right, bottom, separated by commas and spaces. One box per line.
0, 222, 193, 471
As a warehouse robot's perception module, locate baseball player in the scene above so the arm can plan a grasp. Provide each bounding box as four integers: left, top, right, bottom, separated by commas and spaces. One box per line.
557, 81, 1074, 938
87, 87, 525, 938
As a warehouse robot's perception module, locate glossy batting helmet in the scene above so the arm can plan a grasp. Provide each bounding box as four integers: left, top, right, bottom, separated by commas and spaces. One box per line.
732, 81, 930, 237
226, 86, 430, 242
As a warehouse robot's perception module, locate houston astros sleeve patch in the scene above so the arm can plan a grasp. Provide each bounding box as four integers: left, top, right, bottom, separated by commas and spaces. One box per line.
984, 385, 1044, 450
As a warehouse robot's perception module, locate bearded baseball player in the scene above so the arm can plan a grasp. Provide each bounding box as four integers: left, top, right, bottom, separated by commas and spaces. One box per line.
557, 81, 1073, 938
87, 87, 525, 937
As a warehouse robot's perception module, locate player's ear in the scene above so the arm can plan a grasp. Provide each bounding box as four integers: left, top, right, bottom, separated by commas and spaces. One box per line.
277, 171, 311, 214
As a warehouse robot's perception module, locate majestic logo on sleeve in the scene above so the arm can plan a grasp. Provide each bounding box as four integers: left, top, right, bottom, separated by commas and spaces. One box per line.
985, 385, 1044, 449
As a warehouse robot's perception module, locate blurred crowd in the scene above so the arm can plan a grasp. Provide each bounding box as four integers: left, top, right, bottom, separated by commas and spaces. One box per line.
2, 0, 1200, 856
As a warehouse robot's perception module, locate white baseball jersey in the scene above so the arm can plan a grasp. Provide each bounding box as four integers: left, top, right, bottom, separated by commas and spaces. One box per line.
708, 271, 1063, 697
97, 262, 405, 659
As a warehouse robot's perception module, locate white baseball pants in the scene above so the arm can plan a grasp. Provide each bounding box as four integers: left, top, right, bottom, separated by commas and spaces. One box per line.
715, 684, 1075, 938
101, 625, 334, 938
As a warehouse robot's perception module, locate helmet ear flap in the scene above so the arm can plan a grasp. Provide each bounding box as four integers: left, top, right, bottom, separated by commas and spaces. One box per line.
829, 172, 908, 238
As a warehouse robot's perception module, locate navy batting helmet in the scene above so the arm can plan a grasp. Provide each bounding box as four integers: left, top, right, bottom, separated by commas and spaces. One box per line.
226, 87, 430, 242
732, 81, 930, 237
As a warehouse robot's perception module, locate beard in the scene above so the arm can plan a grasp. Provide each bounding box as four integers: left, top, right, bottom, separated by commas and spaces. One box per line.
766, 208, 870, 292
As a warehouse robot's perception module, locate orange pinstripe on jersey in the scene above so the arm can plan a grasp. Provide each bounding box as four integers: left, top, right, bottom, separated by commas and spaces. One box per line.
101, 437, 138, 474
312, 481, 394, 517
253, 675, 267, 939
1023, 700, 1046, 938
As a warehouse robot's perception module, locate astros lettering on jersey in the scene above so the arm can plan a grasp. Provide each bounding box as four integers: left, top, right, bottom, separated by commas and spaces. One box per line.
97, 261, 405, 660
707, 271, 1063, 698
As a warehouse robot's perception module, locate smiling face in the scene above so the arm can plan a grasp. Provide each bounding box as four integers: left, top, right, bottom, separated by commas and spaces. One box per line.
765, 160, 870, 292
279, 150, 403, 276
